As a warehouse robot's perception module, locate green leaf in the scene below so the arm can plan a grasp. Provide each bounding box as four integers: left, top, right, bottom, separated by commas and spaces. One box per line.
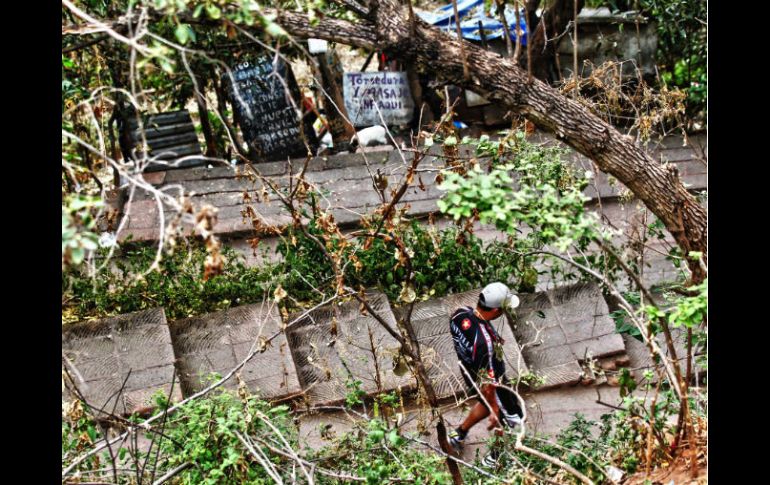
175, 24, 192, 45
81, 238, 98, 251
444, 136, 457, 146
387, 429, 403, 446
70, 247, 85, 265
368, 429, 385, 442
268, 405, 290, 415
205, 4, 222, 19
264, 20, 287, 38
159, 58, 176, 74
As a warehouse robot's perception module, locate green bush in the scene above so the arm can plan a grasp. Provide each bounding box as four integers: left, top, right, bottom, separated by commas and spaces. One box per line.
63, 223, 527, 323
63, 243, 276, 322
156, 387, 297, 484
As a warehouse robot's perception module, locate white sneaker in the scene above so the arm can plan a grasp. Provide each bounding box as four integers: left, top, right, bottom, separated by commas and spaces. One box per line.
481, 450, 500, 468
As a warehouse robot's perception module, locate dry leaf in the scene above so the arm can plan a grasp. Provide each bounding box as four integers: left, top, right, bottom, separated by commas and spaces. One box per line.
274, 285, 287, 303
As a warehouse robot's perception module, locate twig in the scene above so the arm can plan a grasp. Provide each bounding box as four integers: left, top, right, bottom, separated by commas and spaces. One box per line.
62, 0, 151, 56
451, 0, 470, 80
516, 443, 594, 485
235, 431, 285, 484
529, 436, 618, 485
146, 373, 177, 483
405, 435, 507, 482
251, 433, 366, 482
497, 0, 514, 58
151, 462, 192, 485
513, 1, 523, 61
524, 6, 533, 81
255, 409, 314, 484
572, 0, 579, 99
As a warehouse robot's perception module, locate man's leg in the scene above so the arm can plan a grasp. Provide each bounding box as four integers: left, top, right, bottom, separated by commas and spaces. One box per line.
459, 400, 491, 434
481, 427, 505, 468
483, 384, 523, 468
450, 397, 491, 451
453, 382, 496, 442
450, 376, 494, 450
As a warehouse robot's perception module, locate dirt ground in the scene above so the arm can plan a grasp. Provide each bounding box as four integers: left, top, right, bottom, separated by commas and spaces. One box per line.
624, 454, 707, 484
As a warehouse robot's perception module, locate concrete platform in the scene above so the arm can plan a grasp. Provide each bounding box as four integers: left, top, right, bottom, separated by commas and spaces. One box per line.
169, 301, 301, 400
62, 308, 182, 416
298, 384, 630, 457
511, 283, 626, 390
285, 291, 414, 406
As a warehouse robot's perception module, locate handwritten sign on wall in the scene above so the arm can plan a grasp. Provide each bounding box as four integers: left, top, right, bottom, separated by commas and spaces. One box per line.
343, 72, 415, 127
226, 56, 316, 161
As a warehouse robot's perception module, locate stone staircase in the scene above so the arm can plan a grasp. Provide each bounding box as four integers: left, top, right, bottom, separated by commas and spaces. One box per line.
63, 282, 646, 419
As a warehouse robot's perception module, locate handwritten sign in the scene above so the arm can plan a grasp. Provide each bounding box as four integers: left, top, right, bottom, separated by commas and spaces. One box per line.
343, 72, 414, 127
226, 56, 316, 161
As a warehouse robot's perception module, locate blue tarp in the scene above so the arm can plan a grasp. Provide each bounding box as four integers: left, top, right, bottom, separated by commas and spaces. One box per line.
417, 0, 528, 44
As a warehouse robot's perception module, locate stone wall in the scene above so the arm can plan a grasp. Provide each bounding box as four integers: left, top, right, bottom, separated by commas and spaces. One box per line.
114, 131, 705, 292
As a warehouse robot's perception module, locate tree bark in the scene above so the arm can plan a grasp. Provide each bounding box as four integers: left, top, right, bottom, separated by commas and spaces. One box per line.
316, 49, 356, 150
193, 73, 220, 159
274, 1, 707, 280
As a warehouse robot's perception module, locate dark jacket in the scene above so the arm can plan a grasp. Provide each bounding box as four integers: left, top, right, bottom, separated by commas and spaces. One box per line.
449, 306, 506, 382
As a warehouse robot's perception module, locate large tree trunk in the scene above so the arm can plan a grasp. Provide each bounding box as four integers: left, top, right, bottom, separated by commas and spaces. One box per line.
275, 2, 707, 280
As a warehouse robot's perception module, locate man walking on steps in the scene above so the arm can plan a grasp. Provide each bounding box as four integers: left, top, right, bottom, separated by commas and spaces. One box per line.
448, 282, 525, 467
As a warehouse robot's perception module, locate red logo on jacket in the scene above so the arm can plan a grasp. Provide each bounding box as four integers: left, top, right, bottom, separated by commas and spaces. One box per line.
461, 318, 472, 330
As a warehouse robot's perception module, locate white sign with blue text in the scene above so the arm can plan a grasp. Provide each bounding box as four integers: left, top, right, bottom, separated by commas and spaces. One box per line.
343, 72, 414, 127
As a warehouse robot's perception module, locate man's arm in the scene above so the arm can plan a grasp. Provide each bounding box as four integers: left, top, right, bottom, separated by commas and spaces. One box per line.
450, 313, 476, 366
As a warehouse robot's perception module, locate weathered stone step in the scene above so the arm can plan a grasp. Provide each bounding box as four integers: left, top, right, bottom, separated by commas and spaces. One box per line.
62, 308, 182, 416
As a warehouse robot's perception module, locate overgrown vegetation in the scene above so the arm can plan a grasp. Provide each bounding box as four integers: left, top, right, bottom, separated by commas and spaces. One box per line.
62, 131, 621, 324
586, 0, 707, 127
62, 126, 707, 483
62, 374, 706, 484
63, 222, 530, 323
640, 0, 707, 124
62, 0, 707, 482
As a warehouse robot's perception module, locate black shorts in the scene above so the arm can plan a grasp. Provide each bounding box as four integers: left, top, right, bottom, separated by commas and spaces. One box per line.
493, 383, 523, 428
459, 367, 523, 426
458, 365, 506, 399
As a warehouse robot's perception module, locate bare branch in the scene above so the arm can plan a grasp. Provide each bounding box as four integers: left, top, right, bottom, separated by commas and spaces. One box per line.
62, 0, 152, 56
151, 462, 192, 485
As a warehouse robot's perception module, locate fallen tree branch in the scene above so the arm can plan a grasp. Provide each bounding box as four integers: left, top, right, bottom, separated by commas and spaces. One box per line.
151, 462, 192, 485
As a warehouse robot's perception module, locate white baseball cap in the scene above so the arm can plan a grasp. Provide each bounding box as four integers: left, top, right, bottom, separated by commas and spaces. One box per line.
479, 282, 520, 311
